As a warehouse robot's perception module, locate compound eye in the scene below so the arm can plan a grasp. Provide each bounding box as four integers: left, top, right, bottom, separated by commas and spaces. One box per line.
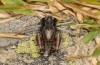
44, 16, 48, 21
54, 18, 57, 22
51, 17, 54, 20
53, 18, 57, 26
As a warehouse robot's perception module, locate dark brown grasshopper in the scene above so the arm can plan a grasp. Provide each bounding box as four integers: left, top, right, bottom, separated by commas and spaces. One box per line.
36, 16, 61, 57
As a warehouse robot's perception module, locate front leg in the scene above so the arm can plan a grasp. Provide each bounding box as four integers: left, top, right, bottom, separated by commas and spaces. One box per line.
36, 33, 44, 55
55, 32, 61, 51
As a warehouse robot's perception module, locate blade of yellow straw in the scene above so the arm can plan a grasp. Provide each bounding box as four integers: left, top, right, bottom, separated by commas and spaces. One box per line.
0, 33, 29, 38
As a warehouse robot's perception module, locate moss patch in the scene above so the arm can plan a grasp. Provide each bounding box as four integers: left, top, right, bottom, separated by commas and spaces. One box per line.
15, 34, 40, 58
61, 32, 71, 48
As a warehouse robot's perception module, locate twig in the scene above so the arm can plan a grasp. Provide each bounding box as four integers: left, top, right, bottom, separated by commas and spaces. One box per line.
0, 33, 29, 38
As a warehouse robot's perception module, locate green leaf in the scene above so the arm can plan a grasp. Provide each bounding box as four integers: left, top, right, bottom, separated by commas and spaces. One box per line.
84, 19, 95, 24
0, 5, 21, 10
15, 9, 33, 15
77, 0, 100, 5
28, 0, 51, 2
62, 0, 75, 2
1, 0, 28, 5
92, 47, 100, 56
0, 0, 33, 15
83, 30, 99, 44
0, 5, 33, 15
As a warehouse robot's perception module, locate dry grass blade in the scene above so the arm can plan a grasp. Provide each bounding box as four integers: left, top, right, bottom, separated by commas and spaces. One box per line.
82, 7, 91, 11
59, 2, 100, 20
76, 12, 83, 23
0, 11, 11, 18
75, 2, 100, 10
53, 15, 64, 20
65, 56, 91, 59
0, 33, 29, 38
63, 9, 76, 17
32, 4, 49, 11
95, 34, 100, 45
48, 3, 58, 13
53, 1, 72, 15
91, 57, 97, 65
35, 11, 45, 18
49, 1, 76, 20
53, 1, 66, 10
0, 15, 22, 24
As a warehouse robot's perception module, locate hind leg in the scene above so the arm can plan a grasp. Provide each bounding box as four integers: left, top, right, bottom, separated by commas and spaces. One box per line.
50, 32, 61, 55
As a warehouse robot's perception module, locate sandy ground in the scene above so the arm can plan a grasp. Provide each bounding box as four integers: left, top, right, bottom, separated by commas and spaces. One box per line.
0, 15, 98, 65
